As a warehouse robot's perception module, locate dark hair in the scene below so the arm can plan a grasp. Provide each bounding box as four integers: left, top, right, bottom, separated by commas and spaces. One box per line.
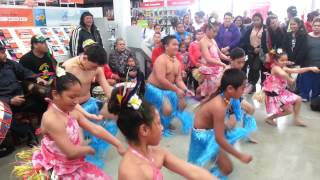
234, 16, 243, 25
201, 69, 246, 105
203, 16, 220, 32
108, 83, 152, 142
161, 35, 177, 46
307, 11, 320, 22
84, 44, 107, 65
52, 72, 81, 95
170, 16, 179, 27
230, 48, 245, 60
224, 12, 233, 18
195, 11, 205, 18
290, 17, 307, 36
287, 6, 298, 17
252, 12, 264, 24
266, 14, 278, 27
273, 49, 287, 61
154, 24, 161, 29
313, 17, 320, 25
80, 12, 94, 27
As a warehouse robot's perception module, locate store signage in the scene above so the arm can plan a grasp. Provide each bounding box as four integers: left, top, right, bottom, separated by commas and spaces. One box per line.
60, 0, 84, 4
140, 1, 164, 8
0, 8, 34, 27
167, 0, 194, 6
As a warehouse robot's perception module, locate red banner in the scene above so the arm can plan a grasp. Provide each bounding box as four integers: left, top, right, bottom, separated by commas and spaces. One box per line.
0, 8, 34, 27
249, 1, 271, 20
167, 0, 194, 6
140, 1, 164, 8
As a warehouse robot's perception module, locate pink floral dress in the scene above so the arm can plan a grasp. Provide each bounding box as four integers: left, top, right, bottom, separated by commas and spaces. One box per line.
262, 69, 299, 115
199, 39, 224, 96
32, 104, 111, 180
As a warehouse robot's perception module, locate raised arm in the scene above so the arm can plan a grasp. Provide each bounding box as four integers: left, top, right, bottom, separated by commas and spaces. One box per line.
163, 148, 217, 180
283, 66, 320, 74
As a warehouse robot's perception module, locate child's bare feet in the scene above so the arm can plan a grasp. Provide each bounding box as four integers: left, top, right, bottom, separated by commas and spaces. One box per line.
247, 137, 258, 144
294, 120, 307, 127
265, 118, 277, 126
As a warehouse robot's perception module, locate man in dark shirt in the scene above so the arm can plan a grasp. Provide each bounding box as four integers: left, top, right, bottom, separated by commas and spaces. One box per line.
19, 35, 57, 81
0, 44, 47, 156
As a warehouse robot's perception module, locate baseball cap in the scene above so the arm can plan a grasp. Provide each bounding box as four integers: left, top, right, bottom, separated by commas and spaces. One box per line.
287, 6, 298, 16
31, 35, 49, 44
82, 39, 97, 49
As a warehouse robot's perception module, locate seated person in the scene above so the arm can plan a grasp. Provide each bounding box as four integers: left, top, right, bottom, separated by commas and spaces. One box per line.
103, 64, 120, 86
0, 44, 47, 150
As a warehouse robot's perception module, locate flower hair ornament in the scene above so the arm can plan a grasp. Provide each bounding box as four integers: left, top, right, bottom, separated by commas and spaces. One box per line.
56, 63, 66, 77
116, 67, 144, 110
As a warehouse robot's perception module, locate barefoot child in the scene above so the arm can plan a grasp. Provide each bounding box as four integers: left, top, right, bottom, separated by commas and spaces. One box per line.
188, 69, 253, 180
228, 48, 257, 143
108, 81, 217, 180
262, 49, 320, 127
13, 70, 125, 179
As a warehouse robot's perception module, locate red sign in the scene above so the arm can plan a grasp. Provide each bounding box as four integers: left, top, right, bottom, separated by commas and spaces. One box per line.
167, 0, 194, 6
140, 1, 164, 8
0, 8, 34, 27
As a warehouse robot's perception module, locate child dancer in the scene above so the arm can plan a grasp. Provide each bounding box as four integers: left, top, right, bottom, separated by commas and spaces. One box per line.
108, 80, 217, 180
227, 48, 257, 143
188, 69, 252, 180
261, 49, 320, 127
198, 17, 229, 97
13, 69, 125, 179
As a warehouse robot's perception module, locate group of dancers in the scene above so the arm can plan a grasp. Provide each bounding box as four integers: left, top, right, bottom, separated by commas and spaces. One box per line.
13, 16, 320, 180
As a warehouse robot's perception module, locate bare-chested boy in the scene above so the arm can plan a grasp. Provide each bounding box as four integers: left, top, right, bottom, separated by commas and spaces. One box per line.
188, 69, 252, 180
63, 44, 116, 169
145, 35, 194, 137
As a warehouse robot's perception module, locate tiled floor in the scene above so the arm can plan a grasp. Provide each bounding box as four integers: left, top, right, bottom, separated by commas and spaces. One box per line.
1, 96, 320, 180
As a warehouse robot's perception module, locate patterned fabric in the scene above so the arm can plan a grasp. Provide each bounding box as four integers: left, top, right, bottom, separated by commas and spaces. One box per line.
81, 97, 118, 169
32, 110, 111, 179
263, 73, 298, 115
0, 101, 12, 145
144, 83, 193, 137
108, 49, 136, 78
199, 40, 224, 96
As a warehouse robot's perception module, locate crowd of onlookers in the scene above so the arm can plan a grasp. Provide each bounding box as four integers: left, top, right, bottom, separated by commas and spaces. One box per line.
1, 6, 320, 158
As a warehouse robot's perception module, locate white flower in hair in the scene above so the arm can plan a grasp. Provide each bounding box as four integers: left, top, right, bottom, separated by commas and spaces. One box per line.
128, 94, 142, 110
276, 48, 283, 54
209, 17, 216, 23
56, 65, 66, 77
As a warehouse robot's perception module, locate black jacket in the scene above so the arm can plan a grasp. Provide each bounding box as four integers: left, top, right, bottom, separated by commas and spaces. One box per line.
69, 25, 103, 57
0, 59, 35, 104
282, 32, 307, 66
261, 27, 285, 54
241, 25, 266, 54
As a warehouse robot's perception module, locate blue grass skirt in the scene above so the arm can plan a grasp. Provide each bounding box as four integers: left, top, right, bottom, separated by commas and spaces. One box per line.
144, 83, 193, 137
81, 97, 118, 169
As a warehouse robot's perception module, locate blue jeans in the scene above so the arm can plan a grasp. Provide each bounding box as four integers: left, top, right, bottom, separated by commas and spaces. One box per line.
297, 72, 320, 100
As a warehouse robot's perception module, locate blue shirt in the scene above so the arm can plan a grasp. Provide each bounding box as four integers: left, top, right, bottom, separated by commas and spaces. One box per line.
215, 23, 240, 49
175, 31, 191, 44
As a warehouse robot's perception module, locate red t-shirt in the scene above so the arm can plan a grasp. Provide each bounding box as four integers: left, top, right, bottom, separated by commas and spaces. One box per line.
103, 64, 115, 79
188, 41, 201, 67
151, 46, 165, 65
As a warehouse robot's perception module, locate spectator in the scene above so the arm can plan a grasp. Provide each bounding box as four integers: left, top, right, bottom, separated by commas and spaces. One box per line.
109, 38, 137, 78
19, 35, 57, 81
188, 30, 204, 90
261, 14, 286, 83
141, 20, 155, 40
183, 14, 195, 34
144, 24, 163, 49
243, 10, 252, 24
283, 6, 298, 32
131, 17, 137, 26
216, 12, 241, 55
305, 11, 320, 33
298, 17, 320, 101
234, 16, 247, 39
175, 22, 191, 44
283, 17, 308, 66
241, 12, 265, 93
0, 44, 47, 150
69, 12, 103, 57
194, 11, 205, 31
165, 16, 179, 35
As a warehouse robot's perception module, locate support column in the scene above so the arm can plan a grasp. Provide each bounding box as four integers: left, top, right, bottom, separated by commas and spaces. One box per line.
113, 0, 131, 40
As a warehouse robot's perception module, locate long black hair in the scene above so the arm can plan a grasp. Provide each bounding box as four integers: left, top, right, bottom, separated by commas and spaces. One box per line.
201, 69, 247, 106
290, 17, 307, 36
80, 11, 96, 29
